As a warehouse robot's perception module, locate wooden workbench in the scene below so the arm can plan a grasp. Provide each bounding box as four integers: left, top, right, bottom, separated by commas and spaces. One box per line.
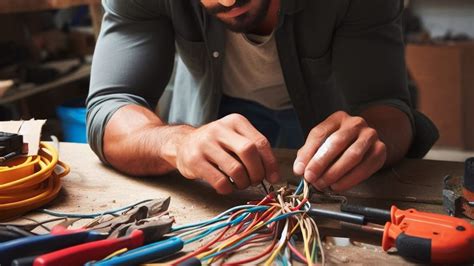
17, 143, 469, 264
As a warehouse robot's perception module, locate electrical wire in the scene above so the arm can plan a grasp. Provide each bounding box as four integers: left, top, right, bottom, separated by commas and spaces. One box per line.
38, 199, 154, 218
165, 179, 325, 265
87, 179, 324, 266
0, 143, 69, 221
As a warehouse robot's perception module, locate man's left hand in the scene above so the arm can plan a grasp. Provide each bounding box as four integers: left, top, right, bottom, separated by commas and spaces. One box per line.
293, 111, 387, 192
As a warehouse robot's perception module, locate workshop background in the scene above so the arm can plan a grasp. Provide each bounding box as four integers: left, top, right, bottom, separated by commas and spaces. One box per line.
0, 0, 473, 160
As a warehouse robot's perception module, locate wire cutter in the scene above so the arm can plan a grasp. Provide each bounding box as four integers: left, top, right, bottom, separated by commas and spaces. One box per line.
31, 216, 175, 266
0, 226, 106, 265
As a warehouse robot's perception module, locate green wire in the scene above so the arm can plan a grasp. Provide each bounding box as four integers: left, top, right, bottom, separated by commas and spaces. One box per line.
310, 239, 318, 263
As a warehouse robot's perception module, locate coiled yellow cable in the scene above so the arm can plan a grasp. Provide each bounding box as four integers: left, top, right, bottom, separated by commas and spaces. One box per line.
0, 142, 69, 221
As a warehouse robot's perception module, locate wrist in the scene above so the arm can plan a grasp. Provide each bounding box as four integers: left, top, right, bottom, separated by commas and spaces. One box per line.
157, 124, 195, 168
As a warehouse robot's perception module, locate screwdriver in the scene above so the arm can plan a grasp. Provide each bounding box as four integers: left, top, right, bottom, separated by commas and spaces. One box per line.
0, 227, 106, 265
32, 228, 181, 266
342, 204, 474, 264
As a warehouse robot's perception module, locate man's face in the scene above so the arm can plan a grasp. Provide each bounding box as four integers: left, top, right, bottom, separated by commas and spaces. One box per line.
201, 0, 271, 33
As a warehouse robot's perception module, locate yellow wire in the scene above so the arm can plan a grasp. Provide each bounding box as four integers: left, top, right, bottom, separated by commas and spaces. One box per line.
202, 207, 283, 263
299, 217, 312, 265
199, 220, 267, 261
0, 142, 69, 221
104, 248, 128, 259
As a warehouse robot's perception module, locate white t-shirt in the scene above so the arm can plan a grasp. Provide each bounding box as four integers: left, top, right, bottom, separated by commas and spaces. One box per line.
222, 30, 292, 110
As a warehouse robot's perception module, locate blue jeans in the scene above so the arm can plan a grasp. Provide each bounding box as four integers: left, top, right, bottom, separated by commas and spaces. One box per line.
218, 95, 305, 149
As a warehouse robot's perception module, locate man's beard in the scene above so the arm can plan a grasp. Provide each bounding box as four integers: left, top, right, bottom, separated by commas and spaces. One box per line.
205, 0, 272, 33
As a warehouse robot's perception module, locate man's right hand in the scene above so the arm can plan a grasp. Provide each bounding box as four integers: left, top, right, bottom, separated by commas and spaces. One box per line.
103, 105, 279, 194
170, 114, 280, 194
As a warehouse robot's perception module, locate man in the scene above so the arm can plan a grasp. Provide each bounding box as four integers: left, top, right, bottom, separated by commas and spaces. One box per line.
87, 0, 438, 194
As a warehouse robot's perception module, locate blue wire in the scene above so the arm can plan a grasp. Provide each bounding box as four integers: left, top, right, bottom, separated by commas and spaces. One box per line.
171, 205, 266, 232
265, 211, 302, 225
172, 216, 230, 233
200, 232, 259, 261
183, 206, 269, 244
184, 212, 250, 244
38, 199, 154, 218
200, 211, 303, 261
279, 254, 289, 266
293, 180, 304, 195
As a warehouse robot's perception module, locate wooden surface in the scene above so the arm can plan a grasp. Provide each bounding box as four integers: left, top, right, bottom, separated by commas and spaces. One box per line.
16, 143, 469, 264
0, 0, 101, 14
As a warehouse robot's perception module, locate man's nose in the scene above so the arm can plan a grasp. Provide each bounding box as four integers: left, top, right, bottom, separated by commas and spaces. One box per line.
217, 0, 237, 7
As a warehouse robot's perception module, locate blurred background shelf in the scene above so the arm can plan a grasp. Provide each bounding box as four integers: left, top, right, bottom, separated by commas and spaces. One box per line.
0, 0, 102, 37
0, 0, 100, 13
0, 60, 90, 105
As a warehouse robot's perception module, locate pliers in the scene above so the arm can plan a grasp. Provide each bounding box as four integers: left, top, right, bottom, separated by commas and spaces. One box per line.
31, 216, 176, 266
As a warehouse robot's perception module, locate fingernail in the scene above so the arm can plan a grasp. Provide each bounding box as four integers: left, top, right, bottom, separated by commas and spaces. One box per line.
304, 170, 317, 183
293, 161, 305, 175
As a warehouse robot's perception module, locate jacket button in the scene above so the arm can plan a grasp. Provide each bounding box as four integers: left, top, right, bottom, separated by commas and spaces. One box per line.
212, 51, 220, 58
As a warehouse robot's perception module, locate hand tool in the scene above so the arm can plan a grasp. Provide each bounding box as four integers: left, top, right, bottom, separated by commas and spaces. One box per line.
87, 236, 184, 266
342, 204, 474, 264
0, 217, 67, 243
463, 157, 474, 217
307, 205, 366, 225
0, 227, 107, 265
9, 199, 172, 266
84, 197, 170, 234
0, 224, 36, 242
0, 131, 23, 163
443, 157, 474, 219
32, 216, 175, 266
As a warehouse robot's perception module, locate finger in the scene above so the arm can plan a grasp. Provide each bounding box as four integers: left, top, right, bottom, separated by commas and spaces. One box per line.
223, 114, 279, 184
293, 113, 343, 176
205, 146, 251, 190
197, 162, 234, 195
312, 128, 378, 190
330, 141, 387, 192
304, 126, 359, 184
216, 126, 266, 186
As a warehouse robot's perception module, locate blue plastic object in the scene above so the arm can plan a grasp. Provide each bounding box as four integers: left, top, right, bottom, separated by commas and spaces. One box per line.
56, 101, 87, 143
90, 237, 184, 266
0, 230, 106, 265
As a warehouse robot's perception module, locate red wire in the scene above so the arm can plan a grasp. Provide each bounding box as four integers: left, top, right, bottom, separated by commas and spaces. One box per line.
215, 215, 277, 263
243, 206, 276, 233
248, 193, 275, 206
173, 194, 278, 265
172, 206, 257, 265
171, 225, 230, 265
288, 242, 308, 264
213, 207, 277, 262
220, 210, 260, 241
222, 232, 279, 265
291, 198, 308, 211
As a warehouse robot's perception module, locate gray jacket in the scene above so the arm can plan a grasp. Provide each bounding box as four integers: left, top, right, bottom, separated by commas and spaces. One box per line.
87, 0, 438, 163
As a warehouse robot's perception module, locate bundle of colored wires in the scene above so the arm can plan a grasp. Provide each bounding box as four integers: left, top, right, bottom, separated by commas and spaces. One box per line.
168, 179, 325, 265
0, 143, 70, 221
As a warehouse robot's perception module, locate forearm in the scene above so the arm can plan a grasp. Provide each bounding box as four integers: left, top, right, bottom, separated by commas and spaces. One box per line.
103, 104, 192, 176
360, 105, 413, 166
